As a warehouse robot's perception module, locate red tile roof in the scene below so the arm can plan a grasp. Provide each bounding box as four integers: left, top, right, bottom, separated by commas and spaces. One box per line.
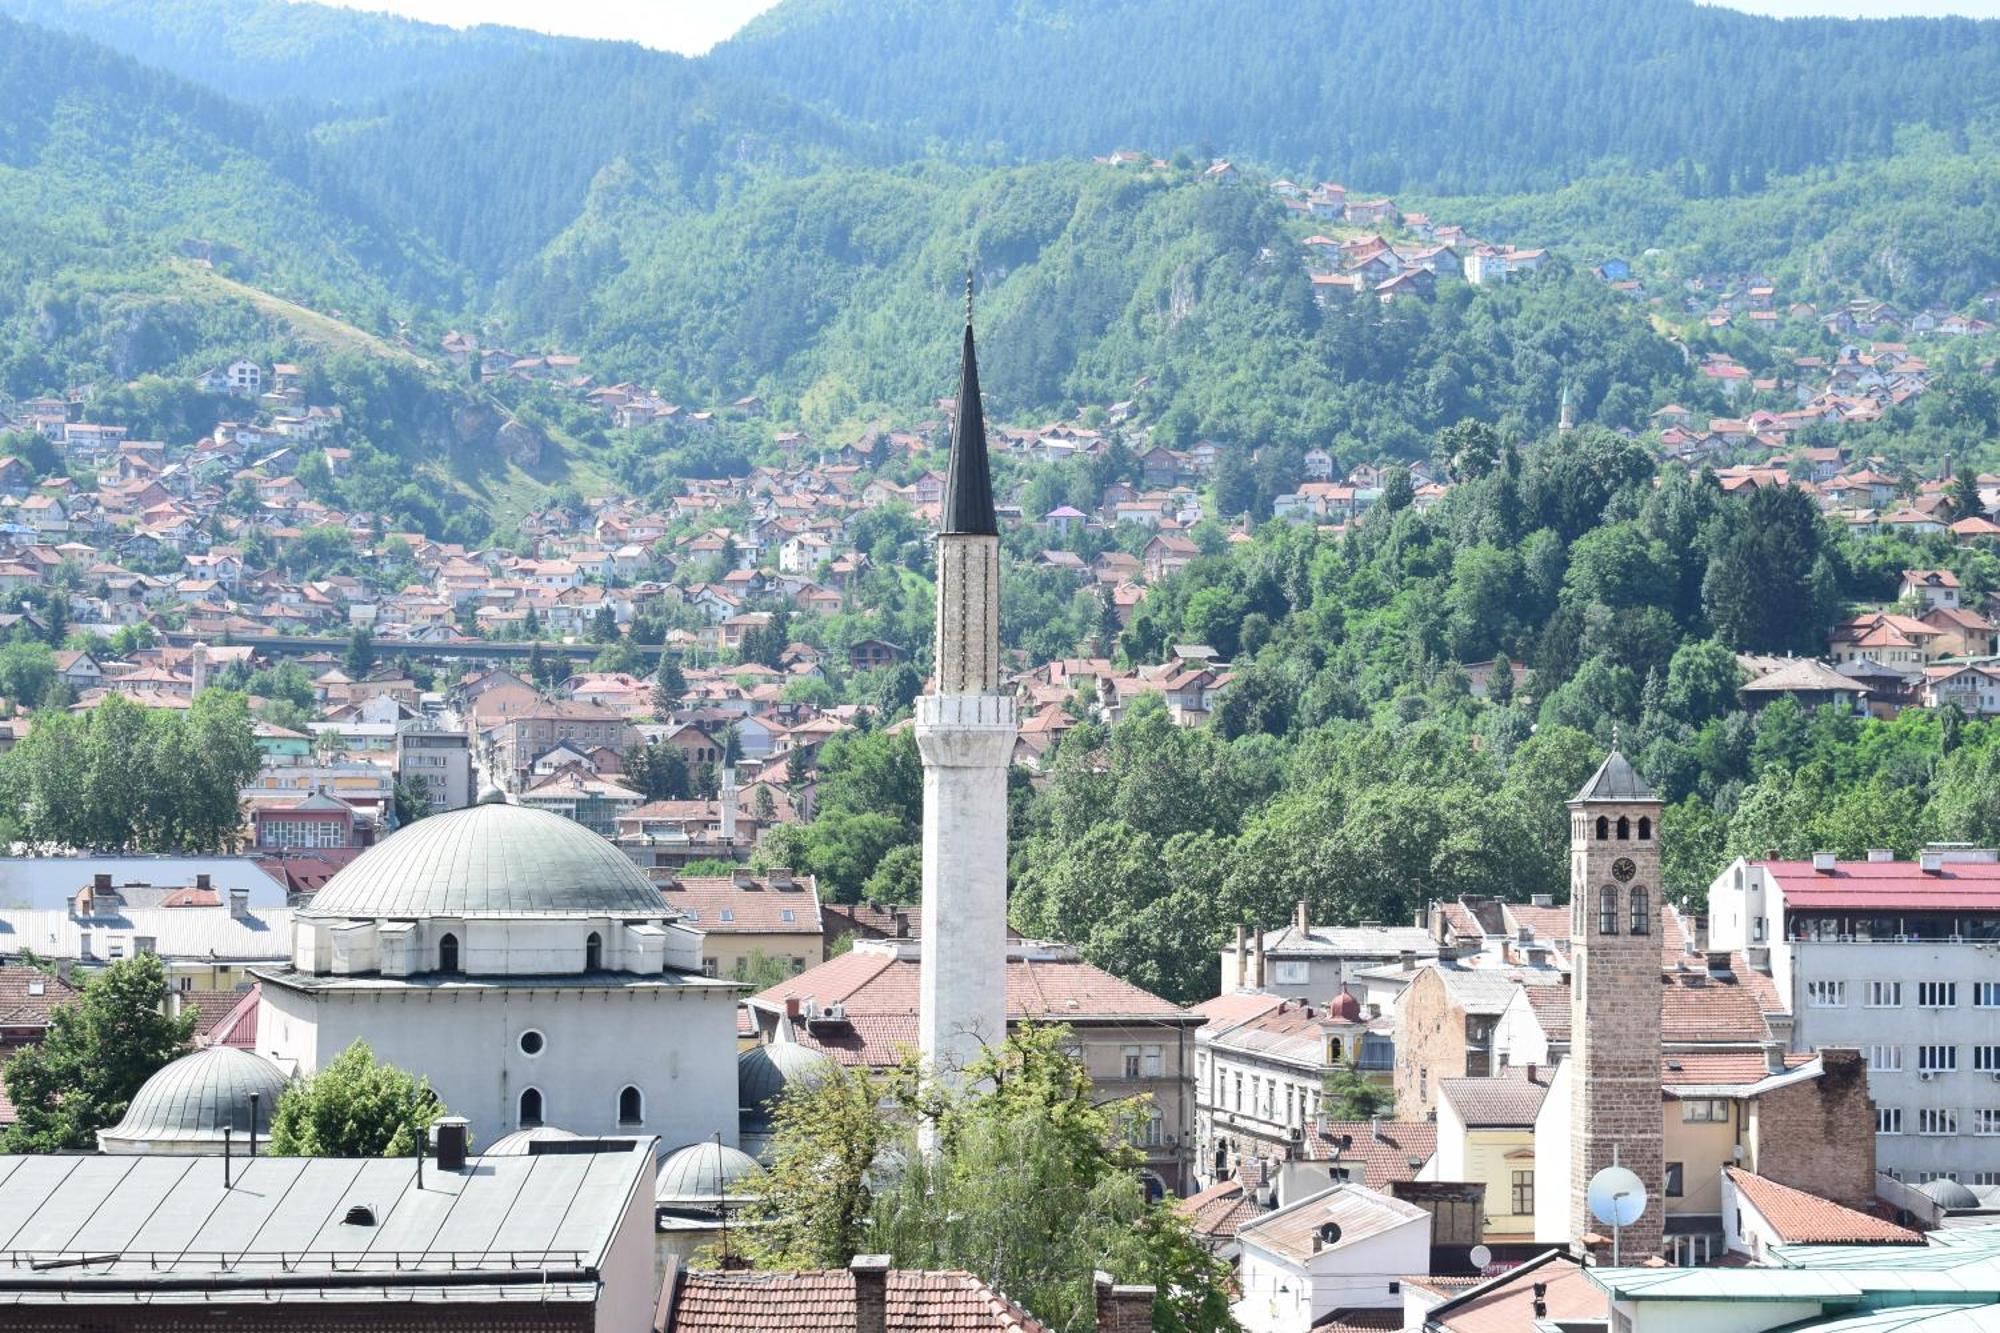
661, 875, 821, 934
1189, 991, 1285, 1029
663, 1266, 1048, 1332
1660, 1050, 1813, 1089
1295, 1121, 1438, 1188
0, 967, 76, 1028
1521, 965, 1775, 1045
1176, 1178, 1265, 1241
1764, 857, 2000, 911
1725, 1167, 1922, 1245
749, 946, 1194, 1066
1440, 1065, 1553, 1127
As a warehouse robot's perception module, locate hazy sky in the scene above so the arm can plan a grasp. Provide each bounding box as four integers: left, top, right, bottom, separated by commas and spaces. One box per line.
307, 0, 2000, 54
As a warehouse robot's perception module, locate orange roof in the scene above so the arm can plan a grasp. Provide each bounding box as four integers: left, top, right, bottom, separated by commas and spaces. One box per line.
664, 1266, 1047, 1332
1725, 1167, 1922, 1245
1295, 1121, 1437, 1188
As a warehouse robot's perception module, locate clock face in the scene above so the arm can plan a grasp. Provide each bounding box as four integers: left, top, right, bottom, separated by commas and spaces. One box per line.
1611, 857, 1637, 884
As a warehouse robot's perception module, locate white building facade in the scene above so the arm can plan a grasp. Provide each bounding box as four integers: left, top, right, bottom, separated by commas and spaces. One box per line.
256, 801, 741, 1153
1708, 849, 2000, 1185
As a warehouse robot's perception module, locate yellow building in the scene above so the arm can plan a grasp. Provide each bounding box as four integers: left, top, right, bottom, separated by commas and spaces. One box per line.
657, 871, 824, 981
1434, 1066, 1552, 1244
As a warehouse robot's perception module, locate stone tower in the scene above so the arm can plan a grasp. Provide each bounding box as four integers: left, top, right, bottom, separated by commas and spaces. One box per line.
1566, 744, 1664, 1261
917, 279, 1016, 1087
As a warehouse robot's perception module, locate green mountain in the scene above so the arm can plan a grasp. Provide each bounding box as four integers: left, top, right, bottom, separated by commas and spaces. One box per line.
0, 0, 571, 110
715, 0, 2000, 194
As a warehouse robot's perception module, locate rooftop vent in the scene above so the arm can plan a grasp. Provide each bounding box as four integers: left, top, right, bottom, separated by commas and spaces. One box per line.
1812, 852, 1837, 874
1922, 851, 1945, 874
1530, 893, 1554, 908
1868, 849, 1895, 863
343, 1205, 376, 1227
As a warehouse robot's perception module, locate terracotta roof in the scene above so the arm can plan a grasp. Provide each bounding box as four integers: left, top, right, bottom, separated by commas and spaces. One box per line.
1522, 963, 1776, 1045
1660, 1050, 1813, 1089
1439, 1066, 1552, 1127
1190, 990, 1285, 1029
0, 967, 76, 1027
1763, 857, 2000, 911
660, 876, 821, 934
1176, 1178, 1264, 1241
750, 946, 1193, 1066
1425, 1253, 1604, 1333
1725, 1167, 1922, 1245
664, 1266, 1048, 1332
1295, 1121, 1437, 1189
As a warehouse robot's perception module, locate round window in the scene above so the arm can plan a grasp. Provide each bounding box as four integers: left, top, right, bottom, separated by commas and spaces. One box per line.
518, 1030, 545, 1056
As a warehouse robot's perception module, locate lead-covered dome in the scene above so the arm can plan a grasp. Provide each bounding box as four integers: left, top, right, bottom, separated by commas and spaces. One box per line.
657, 1141, 763, 1206
98, 1045, 288, 1153
304, 804, 668, 919
1920, 1177, 1981, 1210
739, 1027, 835, 1120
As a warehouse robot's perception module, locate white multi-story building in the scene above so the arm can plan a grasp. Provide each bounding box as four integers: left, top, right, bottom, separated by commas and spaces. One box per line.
1708, 848, 2000, 1185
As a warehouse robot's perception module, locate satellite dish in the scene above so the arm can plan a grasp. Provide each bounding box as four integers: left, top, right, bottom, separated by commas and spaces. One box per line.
1469, 1244, 1493, 1269
1587, 1165, 1647, 1227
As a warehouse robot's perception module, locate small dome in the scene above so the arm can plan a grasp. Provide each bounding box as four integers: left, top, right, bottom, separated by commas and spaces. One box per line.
1920, 1177, 1981, 1210
738, 1025, 835, 1115
657, 1141, 762, 1206
1325, 992, 1361, 1022
485, 1125, 579, 1156
305, 803, 667, 919
99, 1046, 287, 1152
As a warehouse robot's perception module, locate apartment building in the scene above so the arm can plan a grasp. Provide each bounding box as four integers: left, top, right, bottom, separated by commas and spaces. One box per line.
1708, 848, 2000, 1184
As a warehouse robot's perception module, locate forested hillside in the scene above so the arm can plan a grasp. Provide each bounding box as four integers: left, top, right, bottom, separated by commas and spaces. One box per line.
514, 160, 1687, 441
0, 0, 569, 110
717, 0, 2000, 193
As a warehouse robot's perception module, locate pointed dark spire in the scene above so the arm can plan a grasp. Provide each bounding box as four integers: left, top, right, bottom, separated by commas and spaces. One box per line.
941, 273, 997, 537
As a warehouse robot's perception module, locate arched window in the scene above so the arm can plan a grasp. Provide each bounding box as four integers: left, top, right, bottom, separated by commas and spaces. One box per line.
1595, 816, 1609, 840
519, 1087, 543, 1128
1599, 886, 1620, 936
618, 1085, 644, 1126
1638, 816, 1652, 841
439, 932, 460, 974
585, 931, 602, 972
1616, 816, 1631, 841
1630, 887, 1651, 936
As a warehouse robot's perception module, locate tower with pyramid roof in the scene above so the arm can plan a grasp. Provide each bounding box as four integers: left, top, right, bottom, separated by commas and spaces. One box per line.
1566, 741, 1664, 1260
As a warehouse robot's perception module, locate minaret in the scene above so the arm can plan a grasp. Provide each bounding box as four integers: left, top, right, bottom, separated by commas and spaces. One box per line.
917, 277, 1016, 1088
1566, 739, 1664, 1262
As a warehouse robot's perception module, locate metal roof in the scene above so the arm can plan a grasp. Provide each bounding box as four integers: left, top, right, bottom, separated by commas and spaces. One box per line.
1571, 748, 1656, 803
0, 1143, 653, 1305
304, 803, 669, 920
98, 1046, 287, 1149
0, 856, 287, 911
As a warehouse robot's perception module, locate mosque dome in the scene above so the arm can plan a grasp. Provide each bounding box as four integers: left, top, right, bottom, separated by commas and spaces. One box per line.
656, 1141, 763, 1207
304, 804, 668, 920
98, 1046, 288, 1154
1919, 1177, 1981, 1210
738, 1021, 835, 1118
484, 1125, 580, 1156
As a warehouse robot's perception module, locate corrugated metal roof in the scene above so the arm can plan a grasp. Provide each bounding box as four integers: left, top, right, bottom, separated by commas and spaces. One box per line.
0, 1145, 650, 1303
1767, 859, 2000, 912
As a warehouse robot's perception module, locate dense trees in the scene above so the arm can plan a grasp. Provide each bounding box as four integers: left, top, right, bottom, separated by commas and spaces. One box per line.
0, 691, 259, 852
2, 956, 195, 1152
748, 1027, 1234, 1333
267, 1039, 447, 1157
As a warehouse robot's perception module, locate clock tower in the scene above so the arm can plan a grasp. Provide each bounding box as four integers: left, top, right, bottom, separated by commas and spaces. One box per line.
1566, 742, 1664, 1262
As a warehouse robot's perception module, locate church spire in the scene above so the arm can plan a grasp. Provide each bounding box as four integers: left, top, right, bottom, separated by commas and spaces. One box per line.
941, 274, 997, 537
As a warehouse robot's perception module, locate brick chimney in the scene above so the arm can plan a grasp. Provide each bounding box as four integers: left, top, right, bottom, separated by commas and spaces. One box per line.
1251, 927, 1266, 990
1233, 924, 1247, 990
1294, 899, 1310, 933
1093, 1271, 1156, 1333
850, 1255, 890, 1333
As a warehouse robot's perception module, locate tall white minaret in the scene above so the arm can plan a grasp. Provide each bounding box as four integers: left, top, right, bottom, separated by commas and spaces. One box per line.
917, 278, 1016, 1088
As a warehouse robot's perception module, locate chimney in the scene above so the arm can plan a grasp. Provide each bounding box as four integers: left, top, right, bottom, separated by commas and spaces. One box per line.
770, 866, 794, 890
433, 1116, 469, 1171
1526, 1062, 1537, 1085
1533, 1282, 1548, 1318
1763, 1040, 1787, 1075
1705, 950, 1732, 976
719, 765, 738, 842
1251, 927, 1266, 990
851, 1255, 891, 1333
785, 995, 802, 1022
1370, 1116, 1382, 1143
1921, 851, 1945, 874
1233, 924, 1247, 990
1294, 899, 1309, 933
93, 873, 111, 892
1530, 892, 1553, 908
196, 873, 212, 892
1811, 851, 1836, 873
229, 888, 250, 920
1868, 848, 1895, 863
1093, 1271, 1156, 1333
